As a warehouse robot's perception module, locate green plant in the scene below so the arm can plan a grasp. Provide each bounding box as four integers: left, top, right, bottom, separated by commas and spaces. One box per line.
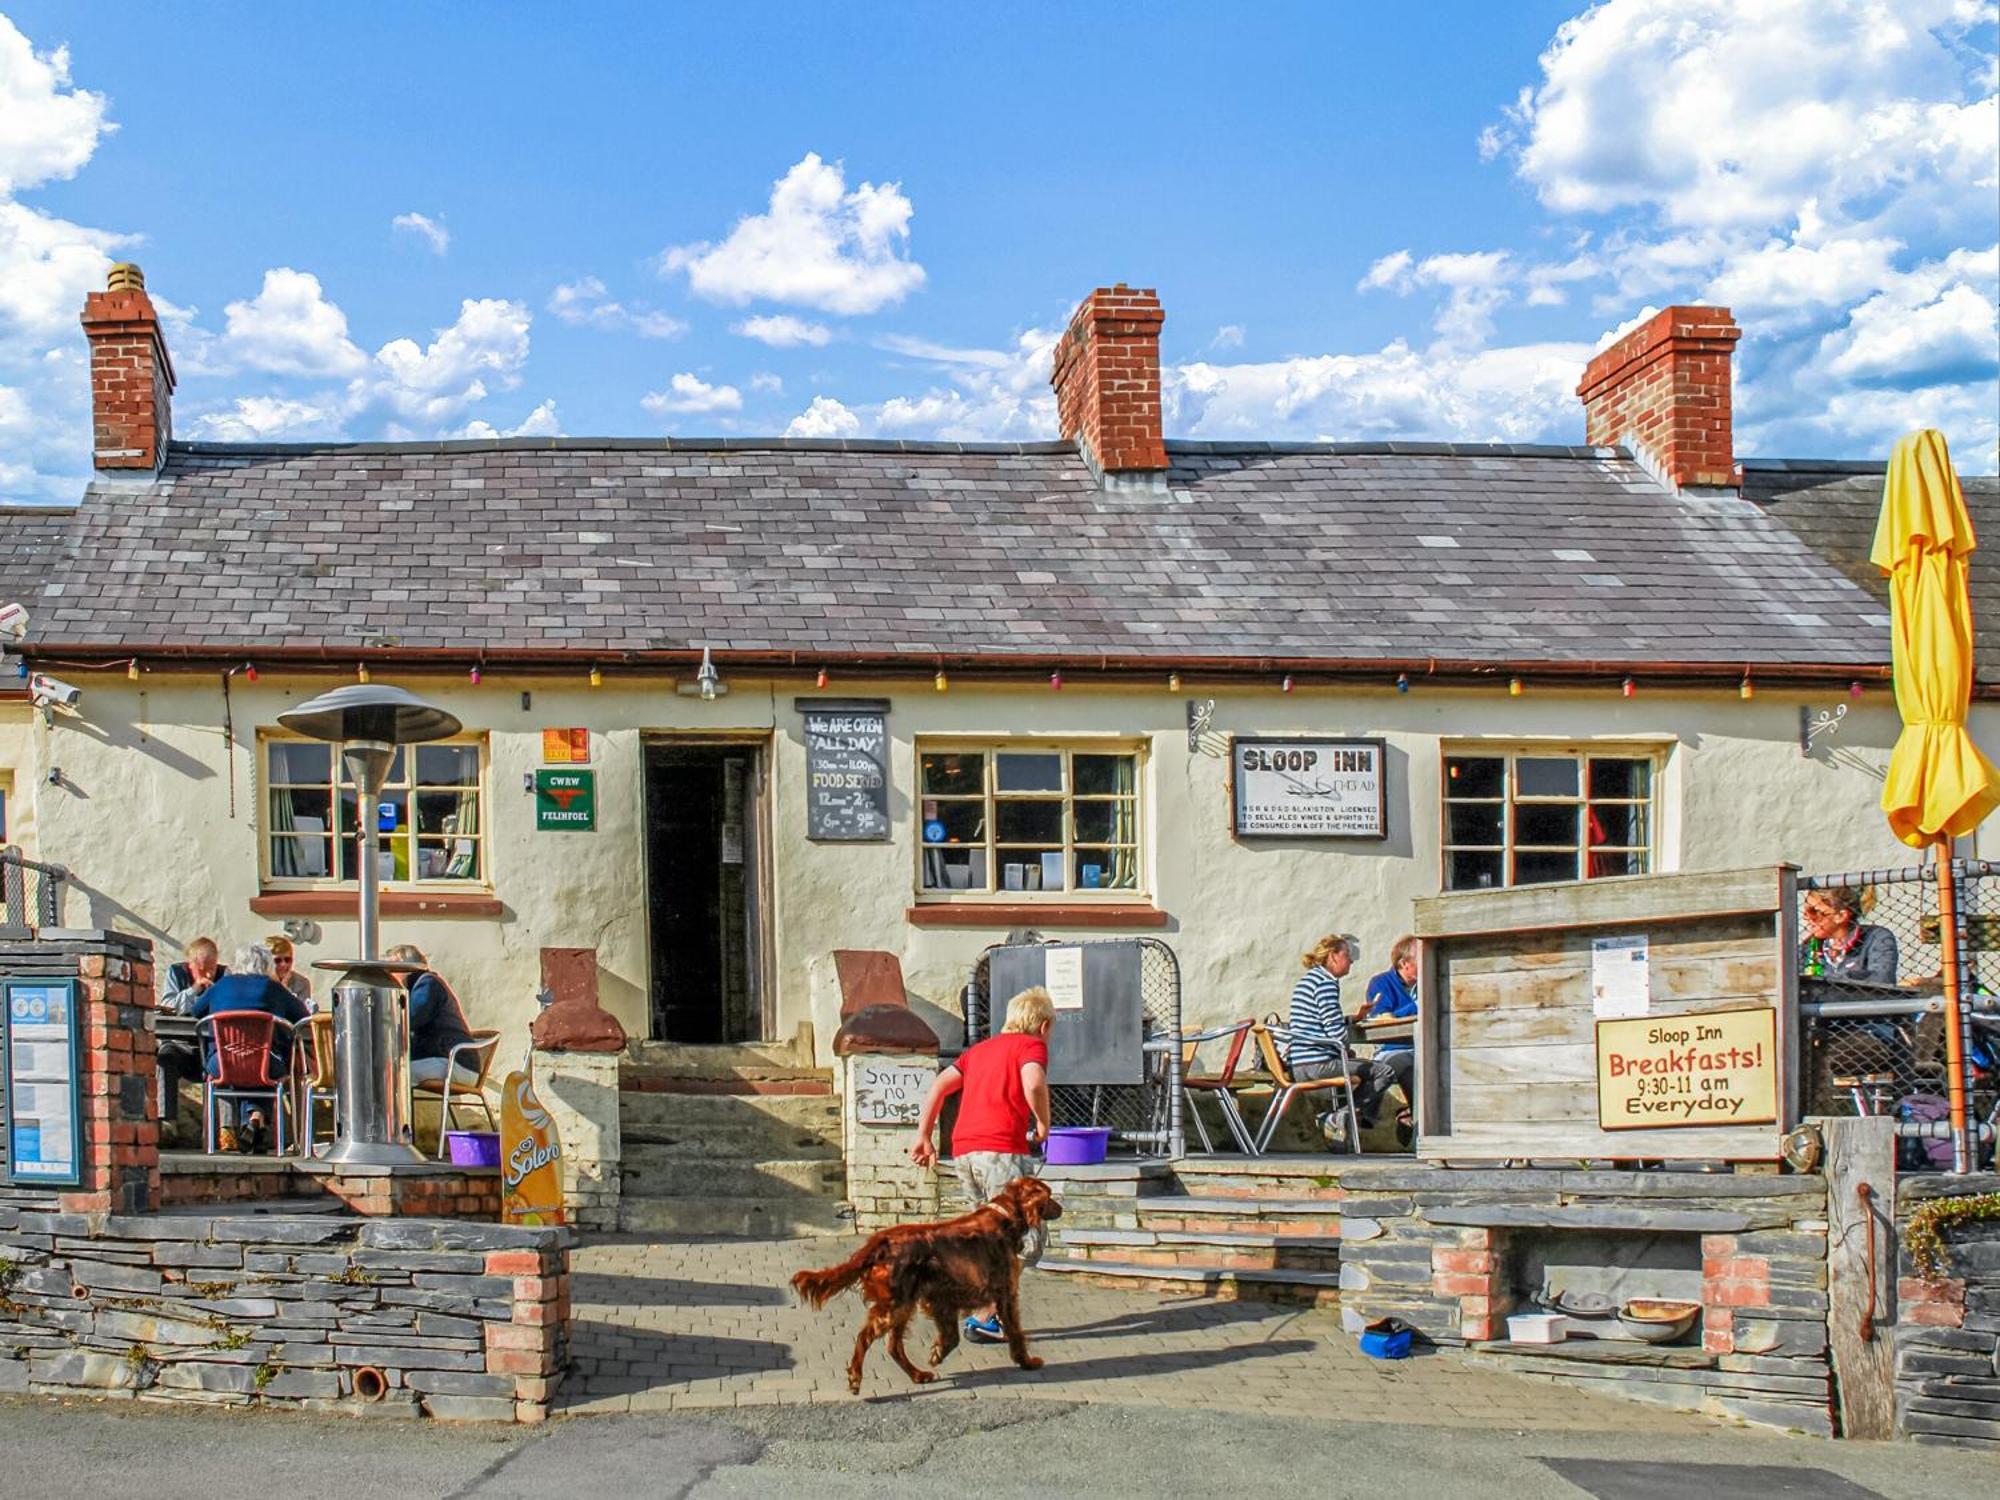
188, 1280, 234, 1298
253, 1361, 280, 1391
125, 1343, 152, 1369
1904, 1191, 2000, 1281
332, 1264, 375, 1286
214, 1325, 251, 1351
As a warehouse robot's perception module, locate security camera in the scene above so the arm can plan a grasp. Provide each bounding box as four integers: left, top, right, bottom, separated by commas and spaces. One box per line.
29, 673, 81, 712
0, 603, 26, 641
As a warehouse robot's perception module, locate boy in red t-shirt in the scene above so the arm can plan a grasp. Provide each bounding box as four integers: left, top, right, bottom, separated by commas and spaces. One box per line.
909, 986, 1055, 1343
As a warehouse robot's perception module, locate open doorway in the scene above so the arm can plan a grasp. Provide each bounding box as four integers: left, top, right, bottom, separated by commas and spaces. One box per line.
642, 741, 769, 1043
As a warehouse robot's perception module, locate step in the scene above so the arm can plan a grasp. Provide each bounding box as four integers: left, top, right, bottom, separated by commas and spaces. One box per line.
1135, 1196, 1346, 1235
621, 1073, 833, 1096
1055, 1227, 1341, 1275
620, 1122, 844, 1159
622, 1136, 841, 1172
616, 1194, 851, 1238
621, 1155, 847, 1199
1169, 1156, 1348, 1200
619, 1090, 842, 1129
622, 1038, 824, 1081
1033, 1256, 1342, 1308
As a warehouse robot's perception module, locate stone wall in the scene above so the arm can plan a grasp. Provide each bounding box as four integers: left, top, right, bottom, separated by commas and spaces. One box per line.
157, 1158, 502, 1220
1895, 1173, 2000, 1450
0, 1205, 569, 1422
0, 930, 158, 1215
1337, 1164, 1835, 1435
534, 1051, 622, 1231
840, 1052, 940, 1231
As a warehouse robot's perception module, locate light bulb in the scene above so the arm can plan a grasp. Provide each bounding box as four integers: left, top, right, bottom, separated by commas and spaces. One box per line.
1622, 677, 1636, 698
815, 667, 828, 689
244, 663, 259, 683
1849, 681, 1864, 699
1396, 673, 1409, 694
1508, 677, 1523, 697
934, 670, 948, 692
357, 663, 371, 684
1739, 676, 1753, 700
469, 665, 482, 685
1168, 671, 1181, 693
589, 665, 603, 689
1282, 675, 1295, 694
126, 660, 140, 681
1050, 670, 1063, 691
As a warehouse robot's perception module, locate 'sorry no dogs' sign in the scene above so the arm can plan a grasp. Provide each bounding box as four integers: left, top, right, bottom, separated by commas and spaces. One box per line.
1231, 736, 1387, 838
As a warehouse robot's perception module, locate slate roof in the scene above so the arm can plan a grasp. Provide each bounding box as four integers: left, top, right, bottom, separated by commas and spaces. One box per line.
1, 437, 1896, 677
1746, 459, 2000, 683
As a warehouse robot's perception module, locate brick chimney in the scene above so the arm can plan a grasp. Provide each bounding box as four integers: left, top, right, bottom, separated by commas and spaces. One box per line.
1051, 284, 1168, 483
81, 262, 176, 473
1576, 305, 1741, 492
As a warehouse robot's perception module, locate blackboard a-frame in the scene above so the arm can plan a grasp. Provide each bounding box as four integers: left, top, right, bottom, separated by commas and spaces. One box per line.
986, 941, 1145, 1086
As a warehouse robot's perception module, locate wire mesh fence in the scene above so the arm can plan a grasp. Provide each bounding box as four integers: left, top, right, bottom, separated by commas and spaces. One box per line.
964, 936, 1184, 1155
1797, 860, 2000, 1170
0, 848, 68, 931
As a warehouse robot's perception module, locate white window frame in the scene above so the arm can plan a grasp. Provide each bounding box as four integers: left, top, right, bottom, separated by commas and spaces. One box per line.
258, 731, 492, 892
1440, 743, 1660, 892
914, 737, 1148, 902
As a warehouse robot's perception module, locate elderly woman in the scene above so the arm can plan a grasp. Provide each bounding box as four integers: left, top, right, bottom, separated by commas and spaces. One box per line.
385, 943, 481, 1086
190, 943, 310, 1151
1800, 887, 1898, 985
267, 934, 313, 1005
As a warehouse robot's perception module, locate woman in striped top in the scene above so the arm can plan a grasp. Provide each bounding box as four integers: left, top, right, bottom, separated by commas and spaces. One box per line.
1287, 933, 1356, 1080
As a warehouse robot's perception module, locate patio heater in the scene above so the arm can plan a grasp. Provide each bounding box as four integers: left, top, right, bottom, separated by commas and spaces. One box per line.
278, 683, 461, 1165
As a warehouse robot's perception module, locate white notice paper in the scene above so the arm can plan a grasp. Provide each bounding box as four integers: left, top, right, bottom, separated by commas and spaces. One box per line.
1045, 947, 1085, 1011
1592, 935, 1651, 1018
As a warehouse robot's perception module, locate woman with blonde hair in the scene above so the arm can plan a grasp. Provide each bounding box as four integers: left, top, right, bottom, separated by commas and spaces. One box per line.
1287, 933, 1378, 1138
908, 985, 1056, 1345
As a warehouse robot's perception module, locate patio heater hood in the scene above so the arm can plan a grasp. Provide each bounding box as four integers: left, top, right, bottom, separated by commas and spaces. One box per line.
277, 682, 461, 1166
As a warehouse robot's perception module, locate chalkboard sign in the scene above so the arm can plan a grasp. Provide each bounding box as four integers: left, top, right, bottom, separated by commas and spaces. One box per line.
986, 941, 1144, 1087
798, 699, 891, 842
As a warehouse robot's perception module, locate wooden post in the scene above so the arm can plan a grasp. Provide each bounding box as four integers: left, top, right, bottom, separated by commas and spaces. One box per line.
1823, 1115, 1896, 1439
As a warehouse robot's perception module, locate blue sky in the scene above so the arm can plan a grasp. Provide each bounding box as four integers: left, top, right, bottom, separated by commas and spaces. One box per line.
1, 1, 1995, 501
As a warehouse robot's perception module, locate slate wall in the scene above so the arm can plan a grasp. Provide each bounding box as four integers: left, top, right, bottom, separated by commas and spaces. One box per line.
1895, 1173, 2000, 1450
0, 1205, 569, 1422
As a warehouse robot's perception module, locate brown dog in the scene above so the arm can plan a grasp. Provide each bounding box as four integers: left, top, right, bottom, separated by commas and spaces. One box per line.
791, 1177, 1063, 1393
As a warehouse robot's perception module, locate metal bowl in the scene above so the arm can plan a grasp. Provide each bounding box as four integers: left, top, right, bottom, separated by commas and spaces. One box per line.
1618, 1299, 1700, 1344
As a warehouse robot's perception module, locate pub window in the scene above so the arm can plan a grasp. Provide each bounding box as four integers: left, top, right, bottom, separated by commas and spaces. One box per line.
1442, 749, 1655, 891
918, 743, 1142, 897
262, 735, 488, 887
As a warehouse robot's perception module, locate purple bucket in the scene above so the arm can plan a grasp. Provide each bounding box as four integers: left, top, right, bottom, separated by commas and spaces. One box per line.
1044, 1126, 1112, 1166
446, 1130, 501, 1168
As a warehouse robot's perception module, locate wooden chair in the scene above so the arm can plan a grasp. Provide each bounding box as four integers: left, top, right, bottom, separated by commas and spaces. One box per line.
290, 1012, 336, 1156
1180, 1021, 1259, 1154
1249, 1021, 1361, 1154
413, 1030, 502, 1157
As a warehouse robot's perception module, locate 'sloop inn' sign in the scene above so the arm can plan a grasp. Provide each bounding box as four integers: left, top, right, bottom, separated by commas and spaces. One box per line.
1230, 736, 1387, 838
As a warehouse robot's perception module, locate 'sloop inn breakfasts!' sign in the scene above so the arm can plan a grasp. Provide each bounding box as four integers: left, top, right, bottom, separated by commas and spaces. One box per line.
1595, 1006, 1779, 1130
1230, 736, 1387, 838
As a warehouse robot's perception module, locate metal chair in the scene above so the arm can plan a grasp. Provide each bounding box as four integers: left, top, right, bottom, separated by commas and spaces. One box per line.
412, 1030, 502, 1157
290, 1012, 336, 1156
1249, 1021, 1362, 1154
196, 1012, 293, 1156
1180, 1021, 1259, 1154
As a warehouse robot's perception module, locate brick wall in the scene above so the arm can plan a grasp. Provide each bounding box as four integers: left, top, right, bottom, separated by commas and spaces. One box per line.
840, 1051, 941, 1231
0, 1206, 568, 1422
1894, 1173, 2000, 1450
0, 930, 159, 1216
1576, 304, 1741, 491
1050, 285, 1168, 478
534, 1051, 622, 1231
81, 268, 176, 473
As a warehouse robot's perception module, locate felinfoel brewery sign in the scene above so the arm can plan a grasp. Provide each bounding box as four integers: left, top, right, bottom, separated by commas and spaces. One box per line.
1230, 736, 1388, 838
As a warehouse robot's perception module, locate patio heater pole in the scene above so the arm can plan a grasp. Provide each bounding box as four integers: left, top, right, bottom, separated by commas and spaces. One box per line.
1936, 839, 1973, 1173
278, 684, 460, 1167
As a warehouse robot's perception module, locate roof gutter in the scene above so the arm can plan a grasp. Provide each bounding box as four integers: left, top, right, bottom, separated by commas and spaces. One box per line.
19, 641, 1896, 689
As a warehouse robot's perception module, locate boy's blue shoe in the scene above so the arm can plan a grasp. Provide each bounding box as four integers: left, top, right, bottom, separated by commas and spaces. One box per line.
963, 1315, 1006, 1344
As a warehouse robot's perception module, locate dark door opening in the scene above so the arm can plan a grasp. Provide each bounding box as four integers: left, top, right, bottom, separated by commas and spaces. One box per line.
643, 743, 766, 1044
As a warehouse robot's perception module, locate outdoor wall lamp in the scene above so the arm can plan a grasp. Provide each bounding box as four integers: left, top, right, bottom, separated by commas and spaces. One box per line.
676, 646, 729, 700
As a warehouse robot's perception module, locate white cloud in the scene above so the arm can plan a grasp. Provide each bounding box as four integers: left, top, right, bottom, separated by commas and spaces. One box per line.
733, 313, 831, 347
749, 372, 784, 394
1357, 249, 1515, 347
365, 297, 533, 424
221, 268, 369, 377
188, 395, 346, 442
459, 398, 563, 439
1820, 244, 1999, 386
659, 152, 925, 315
1209, 324, 1246, 351
641, 372, 743, 417
392, 211, 450, 255
0, 18, 111, 196
547, 276, 687, 339
784, 395, 860, 439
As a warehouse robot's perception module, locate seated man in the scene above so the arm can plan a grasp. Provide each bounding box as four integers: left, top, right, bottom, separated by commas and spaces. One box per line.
157, 936, 227, 1140
385, 943, 481, 1086
1357, 934, 1420, 1144
190, 943, 310, 1152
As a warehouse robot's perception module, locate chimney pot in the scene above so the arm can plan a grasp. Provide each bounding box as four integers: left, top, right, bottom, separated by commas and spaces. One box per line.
1577, 304, 1741, 491
82, 263, 175, 473
1051, 284, 1168, 483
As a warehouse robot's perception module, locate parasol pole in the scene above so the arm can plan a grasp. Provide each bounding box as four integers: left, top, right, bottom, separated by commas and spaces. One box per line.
1936, 835, 1972, 1172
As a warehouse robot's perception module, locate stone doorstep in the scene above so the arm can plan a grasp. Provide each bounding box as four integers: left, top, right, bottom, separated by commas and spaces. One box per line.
1059, 1227, 1341, 1252
1033, 1257, 1342, 1307
619, 1076, 833, 1097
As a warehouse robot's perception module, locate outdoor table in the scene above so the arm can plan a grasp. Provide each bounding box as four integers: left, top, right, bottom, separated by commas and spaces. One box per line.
1351, 1017, 1415, 1043
153, 1012, 197, 1125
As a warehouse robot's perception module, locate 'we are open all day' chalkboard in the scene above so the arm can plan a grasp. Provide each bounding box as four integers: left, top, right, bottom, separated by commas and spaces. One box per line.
798, 699, 890, 842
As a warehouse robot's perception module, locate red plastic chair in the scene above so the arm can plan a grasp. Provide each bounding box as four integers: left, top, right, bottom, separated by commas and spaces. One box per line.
196, 1011, 292, 1156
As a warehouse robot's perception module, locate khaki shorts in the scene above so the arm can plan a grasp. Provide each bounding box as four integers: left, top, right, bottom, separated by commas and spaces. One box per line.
954, 1150, 1045, 1265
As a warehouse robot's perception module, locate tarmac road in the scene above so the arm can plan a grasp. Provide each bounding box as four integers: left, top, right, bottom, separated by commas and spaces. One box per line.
0, 1395, 1993, 1500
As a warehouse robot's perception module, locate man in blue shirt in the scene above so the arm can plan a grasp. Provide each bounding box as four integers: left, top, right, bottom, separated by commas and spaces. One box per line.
1357, 934, 1420, 1140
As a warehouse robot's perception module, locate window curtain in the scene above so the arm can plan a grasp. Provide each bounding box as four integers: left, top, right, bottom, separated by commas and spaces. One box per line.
1109, 757, 1138, 888
444, 785, 480, 879
271, 787, 302, 877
